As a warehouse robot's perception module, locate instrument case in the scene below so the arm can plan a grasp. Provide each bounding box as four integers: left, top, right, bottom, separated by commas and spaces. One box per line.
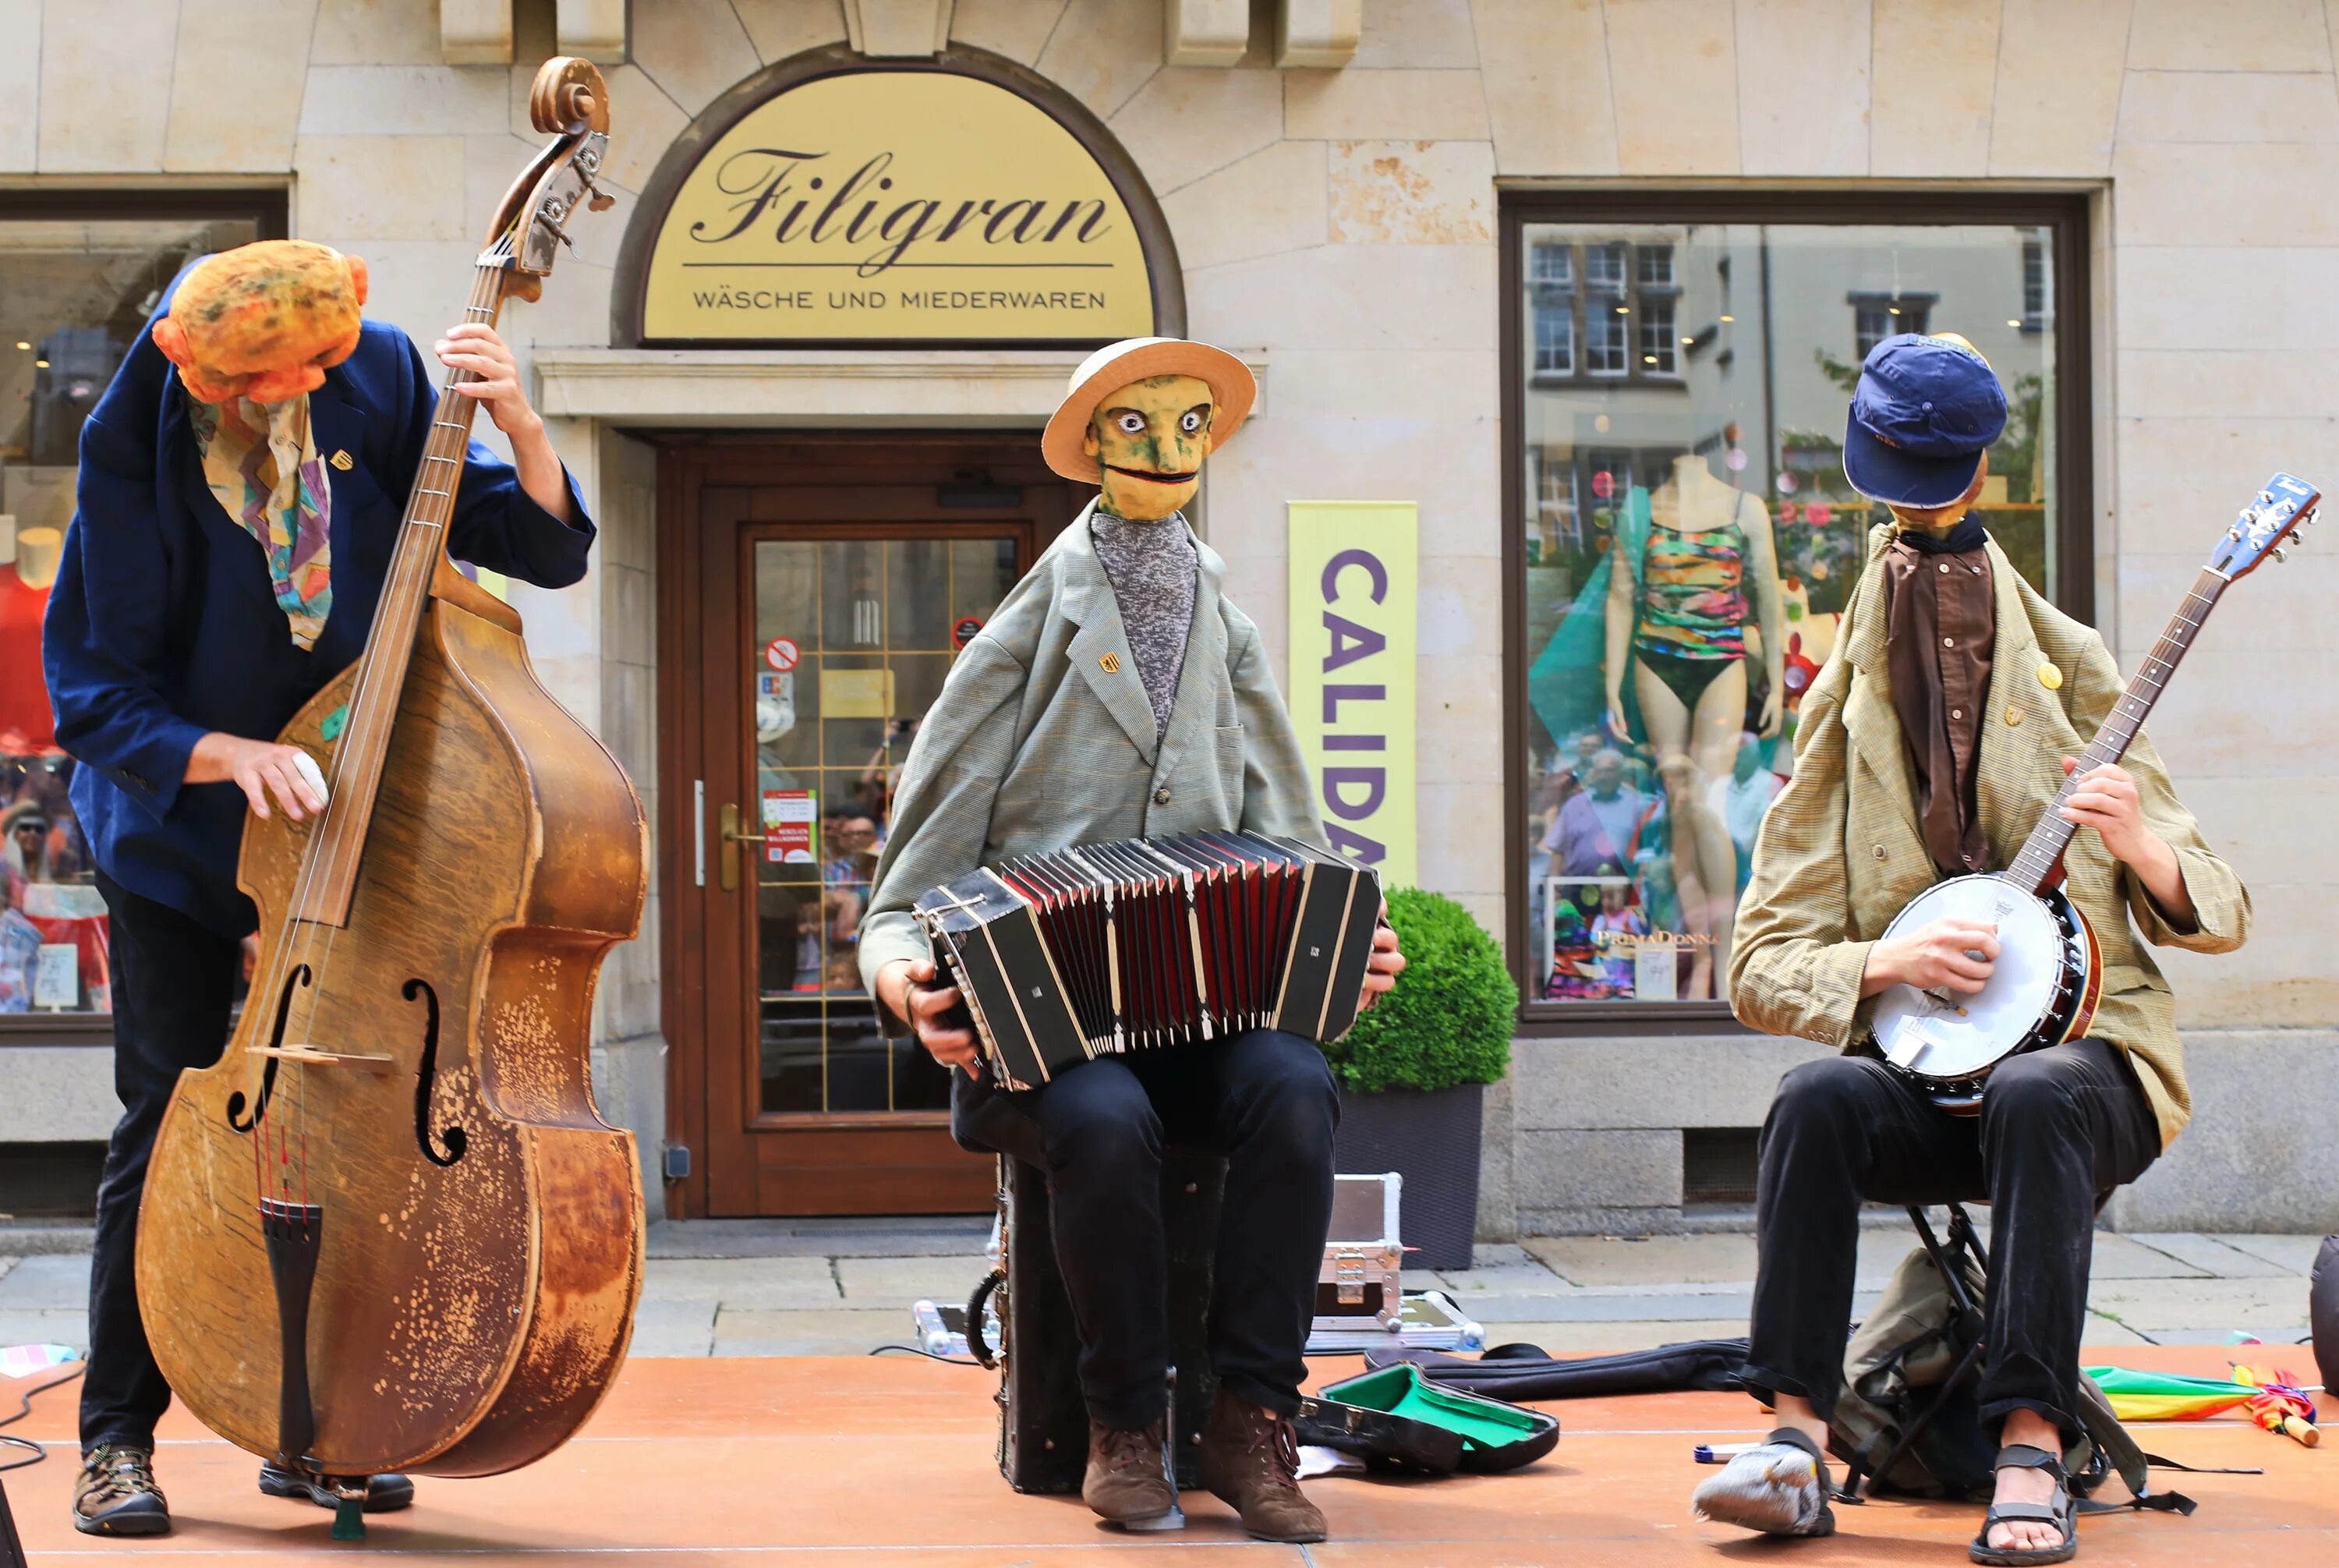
1315, 1172, 1405, 1333
993, 1148, 1225, 1493
1312, 1361, 1561, 1474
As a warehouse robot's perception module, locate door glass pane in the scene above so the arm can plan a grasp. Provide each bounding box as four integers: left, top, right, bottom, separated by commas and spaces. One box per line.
750, 533, 1021, 1114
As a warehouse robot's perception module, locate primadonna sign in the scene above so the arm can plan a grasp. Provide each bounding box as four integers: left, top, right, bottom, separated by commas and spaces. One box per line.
639, 69, 1158, 342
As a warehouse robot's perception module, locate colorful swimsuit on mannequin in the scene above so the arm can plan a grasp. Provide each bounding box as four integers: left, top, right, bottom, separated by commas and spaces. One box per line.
1633, 490, 1750, 710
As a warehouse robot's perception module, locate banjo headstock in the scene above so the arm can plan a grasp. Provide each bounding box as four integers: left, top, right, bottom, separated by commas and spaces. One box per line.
2210, 472, 2320, 580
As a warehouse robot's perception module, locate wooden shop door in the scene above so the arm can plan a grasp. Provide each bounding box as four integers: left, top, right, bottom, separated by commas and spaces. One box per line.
663, 438, 1082, 1216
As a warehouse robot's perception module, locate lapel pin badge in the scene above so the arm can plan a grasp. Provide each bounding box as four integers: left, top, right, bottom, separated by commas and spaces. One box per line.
329, 449, 354, 471
2036, 660, 2061, 691
1099, 652, 1121, 674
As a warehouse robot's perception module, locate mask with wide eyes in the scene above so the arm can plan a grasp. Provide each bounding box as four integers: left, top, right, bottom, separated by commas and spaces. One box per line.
1113, 411, 1147, 436
1179, 409, 1206, 435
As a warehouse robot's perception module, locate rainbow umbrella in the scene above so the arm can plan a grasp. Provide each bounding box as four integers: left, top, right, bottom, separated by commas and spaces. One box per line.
2086, 1364, 2319, 1428
2086, 1366, 2259, 1421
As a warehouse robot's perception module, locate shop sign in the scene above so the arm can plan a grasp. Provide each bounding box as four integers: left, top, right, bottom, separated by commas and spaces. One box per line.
1286, 502, 1417, 889
641, 69, 1156, 343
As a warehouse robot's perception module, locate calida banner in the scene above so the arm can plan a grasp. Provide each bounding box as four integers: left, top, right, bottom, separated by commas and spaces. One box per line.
642, 69, 1157, 343
1286, 501, 1417, 889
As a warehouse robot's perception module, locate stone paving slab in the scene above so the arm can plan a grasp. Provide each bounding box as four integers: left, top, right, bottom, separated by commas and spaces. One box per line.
713, 1307, 917, 1357
2086, 1276, 2313, 1336
637, 1256, 842, 1308
2124, 1233, 2298, 1278
0, 1308, 84, 1345
834, 1255, 994, 1303
2206, 1234, 2327, 1273
2086, 1232, 2217, 1280
0, 1251, 90, 1310
1526, 1234, 1758, 1286
649, 1216, 990, 1259
629, 1297, 718, 1357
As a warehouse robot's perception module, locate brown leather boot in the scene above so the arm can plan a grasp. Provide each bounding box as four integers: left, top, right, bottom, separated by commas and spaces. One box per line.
1198, 1389, 1327, 1543
1082, 1418, 1176, 1525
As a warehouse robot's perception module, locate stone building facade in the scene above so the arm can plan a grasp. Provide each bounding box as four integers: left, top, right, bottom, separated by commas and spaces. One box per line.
1, 0, 2333, 1235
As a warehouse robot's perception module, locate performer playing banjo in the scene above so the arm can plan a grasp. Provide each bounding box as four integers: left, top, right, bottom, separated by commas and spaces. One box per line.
1693, 332, 2249, 1566
861, 338, 1403, 1544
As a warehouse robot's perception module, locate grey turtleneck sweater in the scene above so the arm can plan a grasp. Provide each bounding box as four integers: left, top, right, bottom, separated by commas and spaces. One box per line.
1088, 508, 1198, 737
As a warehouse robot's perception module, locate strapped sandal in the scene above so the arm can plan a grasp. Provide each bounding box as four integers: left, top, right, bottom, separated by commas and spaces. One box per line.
1691, 1426, 1837, 1538
1969, 1444, 2078, 1566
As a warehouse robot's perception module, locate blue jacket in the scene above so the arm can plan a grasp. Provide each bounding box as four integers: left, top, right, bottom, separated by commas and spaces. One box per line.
44, 291, 593, 937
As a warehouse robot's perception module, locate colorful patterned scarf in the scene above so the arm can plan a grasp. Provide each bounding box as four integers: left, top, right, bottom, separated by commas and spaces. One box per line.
189, 392, 333, 648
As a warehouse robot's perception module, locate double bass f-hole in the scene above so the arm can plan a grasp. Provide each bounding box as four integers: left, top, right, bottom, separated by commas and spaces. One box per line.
226, 964, 310, 1132
405, 978, 468, 1168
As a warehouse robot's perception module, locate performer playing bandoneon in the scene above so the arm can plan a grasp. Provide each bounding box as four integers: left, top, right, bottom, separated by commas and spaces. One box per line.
1693, 332, 2249, 1565
43, 241, 596, 1537
861, 337, 1404, 1544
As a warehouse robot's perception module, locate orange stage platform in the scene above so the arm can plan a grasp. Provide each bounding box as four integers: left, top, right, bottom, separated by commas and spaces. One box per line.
2, 1346, 2329, 1564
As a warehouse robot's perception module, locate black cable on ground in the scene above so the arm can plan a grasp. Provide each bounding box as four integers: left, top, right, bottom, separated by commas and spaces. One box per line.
867, 1343, 983, 1366
0, 1363, 87, 1474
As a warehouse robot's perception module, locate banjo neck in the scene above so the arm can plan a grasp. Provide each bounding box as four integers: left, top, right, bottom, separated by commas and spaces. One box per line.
2000, 567, 2227, 897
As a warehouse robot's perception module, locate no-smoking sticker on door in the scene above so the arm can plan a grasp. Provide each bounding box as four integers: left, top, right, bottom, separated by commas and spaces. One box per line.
763, 636, 800, 672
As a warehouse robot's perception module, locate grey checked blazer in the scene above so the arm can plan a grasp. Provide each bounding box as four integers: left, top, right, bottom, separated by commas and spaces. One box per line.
858, 501, 1326, 1014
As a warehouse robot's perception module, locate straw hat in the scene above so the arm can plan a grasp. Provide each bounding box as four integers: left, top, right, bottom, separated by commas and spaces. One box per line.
1041, 337, 1256, 483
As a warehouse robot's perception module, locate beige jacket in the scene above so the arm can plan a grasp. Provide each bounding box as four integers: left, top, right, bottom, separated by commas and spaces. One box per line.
1729, 526, 2249, 1148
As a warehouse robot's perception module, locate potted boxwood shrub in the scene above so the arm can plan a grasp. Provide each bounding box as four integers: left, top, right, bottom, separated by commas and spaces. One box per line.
1322, 887, 1514, 1271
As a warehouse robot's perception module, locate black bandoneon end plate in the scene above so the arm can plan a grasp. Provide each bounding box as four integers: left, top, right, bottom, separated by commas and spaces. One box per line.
915, 831, 1383, 1090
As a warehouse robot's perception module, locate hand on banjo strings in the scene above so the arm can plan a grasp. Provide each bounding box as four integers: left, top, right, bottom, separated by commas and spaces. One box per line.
880, 957, 980, 1075
1867, 918, 2000, 997
2058, 757, 2153, 862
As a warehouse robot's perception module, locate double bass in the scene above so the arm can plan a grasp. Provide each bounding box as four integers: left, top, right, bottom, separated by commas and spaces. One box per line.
136, 59, 646, 1501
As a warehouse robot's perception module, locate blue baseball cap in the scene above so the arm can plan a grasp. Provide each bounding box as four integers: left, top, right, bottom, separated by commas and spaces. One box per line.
1842, 333, 2009, 508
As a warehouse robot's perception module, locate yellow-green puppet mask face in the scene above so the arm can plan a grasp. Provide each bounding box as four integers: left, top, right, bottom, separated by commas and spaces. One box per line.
1081, 373, 1215, 522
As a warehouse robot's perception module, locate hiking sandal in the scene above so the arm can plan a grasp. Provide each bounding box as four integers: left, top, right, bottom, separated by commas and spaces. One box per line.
1969, 1444, 2078, 1566
1692, 1426, 1837, 1538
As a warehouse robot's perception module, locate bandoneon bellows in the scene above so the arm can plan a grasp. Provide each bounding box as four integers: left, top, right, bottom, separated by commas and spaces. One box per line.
913, 831, 1383, 1090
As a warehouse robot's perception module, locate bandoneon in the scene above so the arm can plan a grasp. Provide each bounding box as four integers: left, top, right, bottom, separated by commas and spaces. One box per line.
913, 831, 1383, 1091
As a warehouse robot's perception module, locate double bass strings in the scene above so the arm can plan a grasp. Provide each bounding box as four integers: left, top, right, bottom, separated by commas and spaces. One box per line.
253, 230, 519, 1213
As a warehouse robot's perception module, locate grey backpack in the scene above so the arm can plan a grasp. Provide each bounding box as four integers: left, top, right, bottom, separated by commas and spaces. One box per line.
1825, 1208, 2203, 1513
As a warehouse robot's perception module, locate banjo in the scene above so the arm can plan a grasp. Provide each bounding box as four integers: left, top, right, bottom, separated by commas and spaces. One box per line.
1873, 472, 2319, 1111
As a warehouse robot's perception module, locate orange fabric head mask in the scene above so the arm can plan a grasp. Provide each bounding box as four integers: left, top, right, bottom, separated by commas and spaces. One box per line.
150, 240, 370, 405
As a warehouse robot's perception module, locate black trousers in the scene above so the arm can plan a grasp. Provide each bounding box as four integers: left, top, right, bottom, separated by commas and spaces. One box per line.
1019, 1028, 1338, 1431
81, 872, 241, 1454
1743, 1040, 2161, 1440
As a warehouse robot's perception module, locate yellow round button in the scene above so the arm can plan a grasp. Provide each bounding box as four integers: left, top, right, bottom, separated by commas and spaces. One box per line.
2005, 705, 2023, 725
2036, 660, 2062, 691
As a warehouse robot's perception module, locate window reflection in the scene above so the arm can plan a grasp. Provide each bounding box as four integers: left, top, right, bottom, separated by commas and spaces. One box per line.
2, 215, 261, 1015
1520, 220, 2060, 1004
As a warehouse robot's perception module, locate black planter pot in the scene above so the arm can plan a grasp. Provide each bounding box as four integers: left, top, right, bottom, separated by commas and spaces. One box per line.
1332, 1081, 1484, 1272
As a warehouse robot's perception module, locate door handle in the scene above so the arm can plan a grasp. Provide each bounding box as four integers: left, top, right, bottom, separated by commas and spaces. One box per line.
717, 802, 764, 892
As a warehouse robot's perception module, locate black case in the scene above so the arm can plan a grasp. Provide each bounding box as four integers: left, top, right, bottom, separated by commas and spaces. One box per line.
996, 1147, 1227, 1492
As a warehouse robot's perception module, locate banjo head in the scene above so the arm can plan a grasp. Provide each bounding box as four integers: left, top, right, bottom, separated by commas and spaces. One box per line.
1871, 875, 2070, 1082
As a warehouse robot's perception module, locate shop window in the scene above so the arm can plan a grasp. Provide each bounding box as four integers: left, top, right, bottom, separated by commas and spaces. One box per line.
1530, 245, 1576, 377
1511, 207, 2079, 1014
0, 200, 274, 1021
